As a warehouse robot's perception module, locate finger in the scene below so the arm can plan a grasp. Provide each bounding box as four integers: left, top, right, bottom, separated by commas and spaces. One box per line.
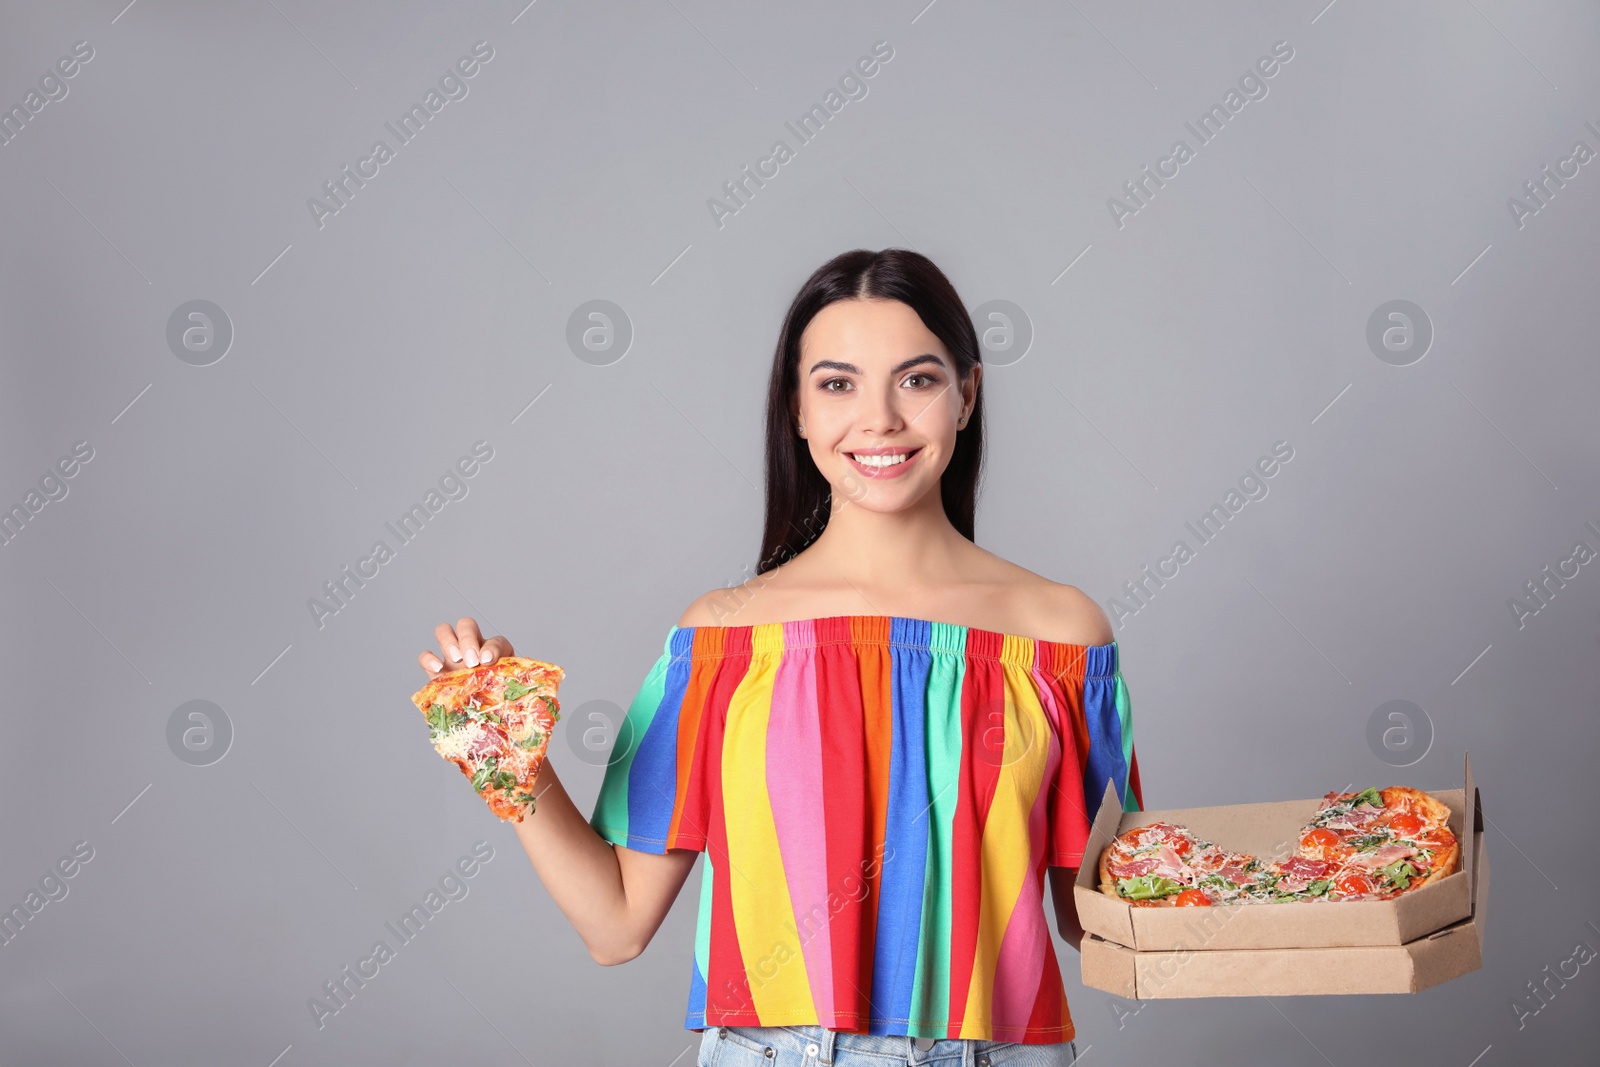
478, 636, 514, 667
419, 648, 445, 675
456, 617, 484, 666
435, 622, 464, 666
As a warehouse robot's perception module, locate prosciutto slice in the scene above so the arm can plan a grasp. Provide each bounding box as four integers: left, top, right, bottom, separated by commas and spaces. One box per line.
1219, 864, 1256, 886
1320, 805, 1382, 831
1349, 844, 1416, 870
1108, 856, 1160, 879
1274, 856, 1330, 893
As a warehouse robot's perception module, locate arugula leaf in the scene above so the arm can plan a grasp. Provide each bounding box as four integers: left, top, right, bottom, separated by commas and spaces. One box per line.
1380, 860, 1418, 890
426, 704, 455, 737
1117, 875, 1183, 900
502, 679, 533, 700
1304, 879, 1331, 896
471, 755, 499, 793
516, 731, 545, 751
1351, 787, 1384, 809
1349, 832, 1389, 850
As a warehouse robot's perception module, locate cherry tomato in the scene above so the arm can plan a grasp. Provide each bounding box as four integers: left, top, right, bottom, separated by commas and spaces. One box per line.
1174, 889, 1212, 907
1170, 837, 1192, 857
1336, 873, 1374, 896
1303, 828, 1341, 851
1389, 813, 1425, 836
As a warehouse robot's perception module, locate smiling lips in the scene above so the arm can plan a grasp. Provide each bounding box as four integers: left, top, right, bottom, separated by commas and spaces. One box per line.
845, 446, 923, 479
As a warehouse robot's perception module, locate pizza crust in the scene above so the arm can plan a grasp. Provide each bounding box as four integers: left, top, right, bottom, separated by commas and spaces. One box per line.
1411, 838, 1459, 889
1381, 786, 1453, 829
410, 655, 560, 710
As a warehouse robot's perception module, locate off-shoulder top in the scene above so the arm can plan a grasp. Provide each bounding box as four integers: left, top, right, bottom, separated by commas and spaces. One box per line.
587, 614, 1142, 1045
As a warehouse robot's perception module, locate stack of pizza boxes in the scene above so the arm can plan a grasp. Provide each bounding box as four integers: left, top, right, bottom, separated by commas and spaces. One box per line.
1075, 754, 1487, 997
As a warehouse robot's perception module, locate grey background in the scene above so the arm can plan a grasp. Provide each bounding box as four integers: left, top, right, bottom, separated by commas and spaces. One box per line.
1, 0, 1597, 1064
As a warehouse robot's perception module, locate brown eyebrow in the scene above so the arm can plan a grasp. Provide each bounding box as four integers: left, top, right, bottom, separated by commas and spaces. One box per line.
807, 354, 947, 376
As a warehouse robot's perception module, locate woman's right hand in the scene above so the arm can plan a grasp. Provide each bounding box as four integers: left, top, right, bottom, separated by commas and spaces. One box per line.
419, 617, 515, 677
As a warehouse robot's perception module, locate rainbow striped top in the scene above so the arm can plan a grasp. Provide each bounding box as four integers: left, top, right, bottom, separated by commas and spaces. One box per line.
588, 615, 1142, 1045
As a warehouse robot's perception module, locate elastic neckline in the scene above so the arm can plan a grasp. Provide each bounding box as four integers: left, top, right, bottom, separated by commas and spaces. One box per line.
665, 614, 1119, 678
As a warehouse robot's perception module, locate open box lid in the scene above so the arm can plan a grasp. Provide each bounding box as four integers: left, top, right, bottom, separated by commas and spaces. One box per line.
1073, 753, 1481, 951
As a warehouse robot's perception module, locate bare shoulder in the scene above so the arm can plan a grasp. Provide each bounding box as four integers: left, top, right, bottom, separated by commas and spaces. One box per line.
1021, 578, 1115, 647
672, 588, 764, 630
960, 545, 1115, 646
676, 587, 736, 628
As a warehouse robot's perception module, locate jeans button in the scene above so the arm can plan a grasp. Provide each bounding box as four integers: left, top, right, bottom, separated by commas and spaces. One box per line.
805, 1043, 820, 1056
976, 1056, 991, 1067
913, 1036, 936, 1050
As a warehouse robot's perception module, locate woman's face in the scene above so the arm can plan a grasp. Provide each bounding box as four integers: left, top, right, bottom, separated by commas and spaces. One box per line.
794, 297, 977, 514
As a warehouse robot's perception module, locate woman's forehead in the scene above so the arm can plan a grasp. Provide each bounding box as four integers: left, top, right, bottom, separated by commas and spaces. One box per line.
800, 299, 947, 365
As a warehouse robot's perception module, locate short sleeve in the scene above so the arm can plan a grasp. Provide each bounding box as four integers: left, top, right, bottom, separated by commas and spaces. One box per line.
587, 629, 713, 854
1046, 643, 1142, 867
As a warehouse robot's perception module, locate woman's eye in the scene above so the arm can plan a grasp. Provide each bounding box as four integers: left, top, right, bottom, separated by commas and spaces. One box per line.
904, 373, 940, 388
821, 378, 851, 393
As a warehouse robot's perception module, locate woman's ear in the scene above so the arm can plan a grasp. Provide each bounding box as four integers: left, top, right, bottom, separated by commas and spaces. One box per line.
962, 364, 982, 417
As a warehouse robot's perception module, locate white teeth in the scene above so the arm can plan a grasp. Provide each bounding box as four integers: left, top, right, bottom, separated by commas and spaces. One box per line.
852, 452, 911, 467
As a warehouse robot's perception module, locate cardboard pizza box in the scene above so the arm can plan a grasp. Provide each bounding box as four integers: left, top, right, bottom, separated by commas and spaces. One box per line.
1074, 753, 1481, 953
1079, 818, 1487, 997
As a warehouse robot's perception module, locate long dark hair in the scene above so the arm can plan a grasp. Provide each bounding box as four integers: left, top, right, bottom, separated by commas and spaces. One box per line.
757, 248, 986, 576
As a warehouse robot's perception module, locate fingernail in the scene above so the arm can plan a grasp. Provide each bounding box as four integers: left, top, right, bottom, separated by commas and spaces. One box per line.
427, 656, 442, 671
464, 650, 479, 666
449, 646, 462, 662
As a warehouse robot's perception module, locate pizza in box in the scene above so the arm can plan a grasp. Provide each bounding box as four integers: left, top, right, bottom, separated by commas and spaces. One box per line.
1098, 786, 1460, 907
411, 657, 564, 822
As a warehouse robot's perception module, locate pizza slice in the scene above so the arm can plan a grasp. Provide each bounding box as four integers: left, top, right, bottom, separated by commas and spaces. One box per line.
1308, 786, 1458, 900
1097, 821, 1231, 907
410, 656, 565, 823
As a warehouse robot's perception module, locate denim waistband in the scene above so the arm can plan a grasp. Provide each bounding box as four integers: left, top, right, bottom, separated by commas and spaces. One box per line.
698, 1023, 1077, 1066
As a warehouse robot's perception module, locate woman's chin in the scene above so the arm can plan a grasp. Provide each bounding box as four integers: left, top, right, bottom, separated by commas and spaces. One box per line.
826, 474, 937, 513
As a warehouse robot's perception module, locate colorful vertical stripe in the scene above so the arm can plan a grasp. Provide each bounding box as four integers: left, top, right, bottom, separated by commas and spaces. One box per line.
588, 615, 1141, 1046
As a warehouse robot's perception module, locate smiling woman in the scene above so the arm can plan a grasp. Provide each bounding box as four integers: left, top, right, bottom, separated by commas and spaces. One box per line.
602, 250, 1136, 1061
415, 248, 1136, 1067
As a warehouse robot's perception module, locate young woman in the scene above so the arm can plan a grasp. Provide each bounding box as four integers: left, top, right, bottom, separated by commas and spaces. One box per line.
417, 249, 1142, 1066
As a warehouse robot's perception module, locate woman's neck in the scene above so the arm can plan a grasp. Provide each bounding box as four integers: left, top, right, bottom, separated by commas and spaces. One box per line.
797, 487, 973, 589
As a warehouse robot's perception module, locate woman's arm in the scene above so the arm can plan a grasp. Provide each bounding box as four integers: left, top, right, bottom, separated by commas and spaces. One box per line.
508, 755, 699, 966
421, 618, 698, 967
1047, 865, 1086, 952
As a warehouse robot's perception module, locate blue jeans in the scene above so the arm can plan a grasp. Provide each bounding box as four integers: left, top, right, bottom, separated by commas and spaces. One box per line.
695, 1024, 1079, 1066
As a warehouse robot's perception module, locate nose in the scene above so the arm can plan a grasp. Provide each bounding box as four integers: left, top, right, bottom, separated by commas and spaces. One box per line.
855, 379, 905, 435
